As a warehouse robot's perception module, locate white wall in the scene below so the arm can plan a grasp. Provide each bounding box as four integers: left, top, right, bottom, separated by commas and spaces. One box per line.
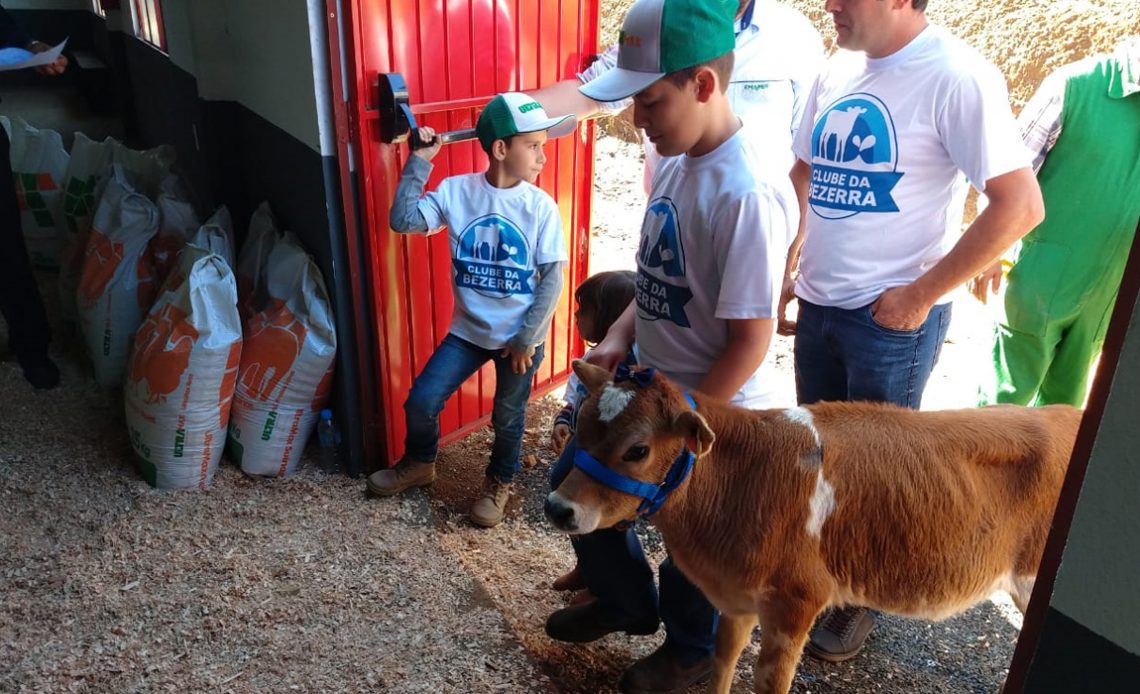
1050, 296, 1140, 655
104, 0, 321, 152
180, 0, 320, 151
157, 0, 195, 76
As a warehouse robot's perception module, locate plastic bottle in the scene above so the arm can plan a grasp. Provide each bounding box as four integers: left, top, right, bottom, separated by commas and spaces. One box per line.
317, 409, 341, 474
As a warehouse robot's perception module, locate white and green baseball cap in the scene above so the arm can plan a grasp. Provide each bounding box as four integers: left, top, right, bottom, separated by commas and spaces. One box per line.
579, 0, 735, 102
475, 92, 577, 152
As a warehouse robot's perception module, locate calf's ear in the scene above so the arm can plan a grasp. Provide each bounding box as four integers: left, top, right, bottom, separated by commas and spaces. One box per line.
673, 410, 715, 458
572, 359, 612, 395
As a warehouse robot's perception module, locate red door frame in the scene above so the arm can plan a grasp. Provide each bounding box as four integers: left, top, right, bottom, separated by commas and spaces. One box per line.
325, 0, 599, 469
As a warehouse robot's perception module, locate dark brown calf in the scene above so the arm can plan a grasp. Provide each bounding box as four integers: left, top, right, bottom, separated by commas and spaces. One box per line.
546, 361, 1080, 694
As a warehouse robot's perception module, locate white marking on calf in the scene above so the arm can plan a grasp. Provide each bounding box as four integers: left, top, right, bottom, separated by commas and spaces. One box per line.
805, 469, 836, 538
784, 407, 821, 447
598, 384, 635, 422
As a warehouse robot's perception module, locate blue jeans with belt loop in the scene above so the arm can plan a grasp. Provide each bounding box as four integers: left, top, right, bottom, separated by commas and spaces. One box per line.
550, 438, 719, 664
404, 333, 544, 482
793, 299, 952, 408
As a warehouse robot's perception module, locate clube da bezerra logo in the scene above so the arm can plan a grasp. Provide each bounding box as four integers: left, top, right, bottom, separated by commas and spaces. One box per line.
453, 215, 533, 298
809, 93, 904, 220
636, 198, 693, 328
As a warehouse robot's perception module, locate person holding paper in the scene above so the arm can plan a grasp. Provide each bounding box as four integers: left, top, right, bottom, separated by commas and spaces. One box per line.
0, 2, 68, 388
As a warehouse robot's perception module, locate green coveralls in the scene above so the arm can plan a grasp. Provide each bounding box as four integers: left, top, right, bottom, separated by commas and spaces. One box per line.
988, 48, 1140, 407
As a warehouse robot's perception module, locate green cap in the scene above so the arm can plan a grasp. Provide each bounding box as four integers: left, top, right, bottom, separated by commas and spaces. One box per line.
579, 0, 735, 102
475, 92, 578, 153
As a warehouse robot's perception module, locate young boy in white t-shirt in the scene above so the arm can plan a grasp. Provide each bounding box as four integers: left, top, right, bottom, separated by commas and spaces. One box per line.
544, 1, 798, 690
366, 93, 576, 528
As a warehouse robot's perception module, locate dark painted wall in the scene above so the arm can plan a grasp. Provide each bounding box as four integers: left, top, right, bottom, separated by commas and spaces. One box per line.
0, 9, 93, 89
120, 37, 211, 201
1025, 608, 1140, 693
8, 8, 93, 50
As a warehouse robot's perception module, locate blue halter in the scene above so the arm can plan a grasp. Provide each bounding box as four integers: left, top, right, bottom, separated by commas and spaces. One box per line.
573, 366, 698, 522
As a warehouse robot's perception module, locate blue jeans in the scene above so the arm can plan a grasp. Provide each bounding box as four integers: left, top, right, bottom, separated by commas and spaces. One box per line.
405, 333, 544, 483
794, 300, 952, 408
551, 439, 718, 664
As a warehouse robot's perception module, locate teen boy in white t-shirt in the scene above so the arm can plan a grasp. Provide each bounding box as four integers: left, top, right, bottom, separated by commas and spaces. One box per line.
779, 0, 1044, 663
366, 93, 576, 529
533, 0, 823, 192
544, 2, 797, 691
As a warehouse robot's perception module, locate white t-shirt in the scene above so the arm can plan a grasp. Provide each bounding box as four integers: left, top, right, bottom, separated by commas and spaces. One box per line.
418, 174, 568, 349
727, 0, 826, 171
792, 25, 1031, 309
634, 128, 797, 409
581, 0, 824, 186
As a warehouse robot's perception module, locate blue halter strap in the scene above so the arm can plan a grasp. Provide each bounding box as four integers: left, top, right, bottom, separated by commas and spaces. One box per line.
572, 390, 699, 523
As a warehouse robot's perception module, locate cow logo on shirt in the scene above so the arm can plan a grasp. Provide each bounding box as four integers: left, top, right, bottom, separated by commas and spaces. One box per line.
808, 93, 903, 219
453, 214, 533, 299
636, 198, 692, 328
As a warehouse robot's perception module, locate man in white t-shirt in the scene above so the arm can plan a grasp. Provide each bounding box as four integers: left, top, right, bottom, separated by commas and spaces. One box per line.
531, 0, 823, 189
778, 0, 1044, 662
367, 93, 576, 529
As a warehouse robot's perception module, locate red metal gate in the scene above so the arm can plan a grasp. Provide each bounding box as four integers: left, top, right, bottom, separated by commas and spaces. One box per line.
335, 0, 599, 467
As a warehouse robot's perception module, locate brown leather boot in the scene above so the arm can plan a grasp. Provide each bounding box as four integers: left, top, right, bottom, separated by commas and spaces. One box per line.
618, 644, 712, 694
552, 565, 585, 592
365, 457, 436, 497
545, 600, 658, 643
469, 477, 512, 528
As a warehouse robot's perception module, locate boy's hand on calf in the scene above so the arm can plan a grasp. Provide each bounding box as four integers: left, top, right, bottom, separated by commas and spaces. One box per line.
585, 336, 627, 373
502, 344, 536, 374
551, 423, 571, 454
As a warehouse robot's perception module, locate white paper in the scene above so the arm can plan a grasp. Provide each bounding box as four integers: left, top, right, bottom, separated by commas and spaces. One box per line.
0, 39, 67, 72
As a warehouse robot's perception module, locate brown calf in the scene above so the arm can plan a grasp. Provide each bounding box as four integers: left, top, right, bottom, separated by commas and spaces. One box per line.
545, 361, 1081, 694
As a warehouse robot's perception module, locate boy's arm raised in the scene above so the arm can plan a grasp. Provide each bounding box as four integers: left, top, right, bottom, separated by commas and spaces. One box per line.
527, 46, 628, 122
527, 79, 602, 122
697, 318, 775, 402
389, 127, 444, 233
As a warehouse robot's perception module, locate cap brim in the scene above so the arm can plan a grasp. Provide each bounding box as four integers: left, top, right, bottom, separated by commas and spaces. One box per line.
578, 67, 664, 102
518, 113, 578, 141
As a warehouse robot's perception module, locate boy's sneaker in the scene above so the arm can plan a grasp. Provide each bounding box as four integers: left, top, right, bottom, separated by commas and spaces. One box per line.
805, 605, 876, 662
470, 478, 512, 528
366, 457, 436, 497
